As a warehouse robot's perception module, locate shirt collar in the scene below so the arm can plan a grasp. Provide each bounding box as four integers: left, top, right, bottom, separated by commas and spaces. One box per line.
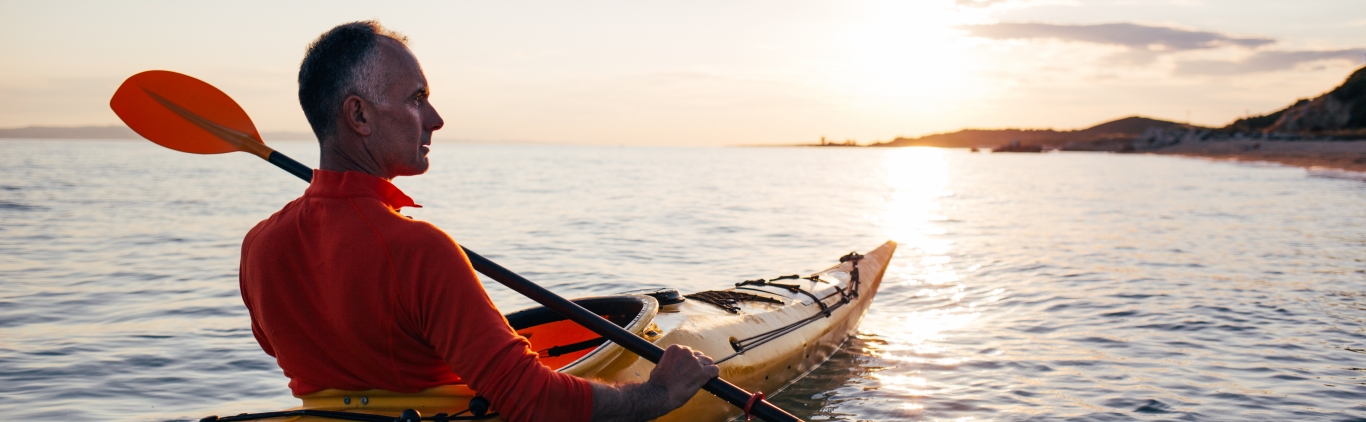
304, 169, 421, 210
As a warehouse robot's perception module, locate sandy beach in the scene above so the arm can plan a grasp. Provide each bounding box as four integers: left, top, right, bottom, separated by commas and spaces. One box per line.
1150, 140, 1366, 173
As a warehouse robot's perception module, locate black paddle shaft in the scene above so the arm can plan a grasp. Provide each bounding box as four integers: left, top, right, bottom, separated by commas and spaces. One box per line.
263, 151, 802, 422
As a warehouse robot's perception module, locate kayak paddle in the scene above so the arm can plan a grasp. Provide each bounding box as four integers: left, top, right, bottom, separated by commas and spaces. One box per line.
109, 70, 802, 422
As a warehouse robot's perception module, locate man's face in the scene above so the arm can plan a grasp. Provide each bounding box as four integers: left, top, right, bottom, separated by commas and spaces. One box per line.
365, 38, 443, 178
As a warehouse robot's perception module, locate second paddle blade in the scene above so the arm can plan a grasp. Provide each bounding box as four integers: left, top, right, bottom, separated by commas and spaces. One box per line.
110, 70, 263, 154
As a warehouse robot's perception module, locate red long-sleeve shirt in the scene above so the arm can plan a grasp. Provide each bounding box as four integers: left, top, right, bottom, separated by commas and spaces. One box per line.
239, 169, 592, 422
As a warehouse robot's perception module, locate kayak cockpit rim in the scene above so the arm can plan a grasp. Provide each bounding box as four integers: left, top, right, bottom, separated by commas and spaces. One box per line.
504, 294, 660, 372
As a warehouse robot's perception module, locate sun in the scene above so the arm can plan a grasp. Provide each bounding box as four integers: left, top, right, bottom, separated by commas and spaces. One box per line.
826, 1, 983, 105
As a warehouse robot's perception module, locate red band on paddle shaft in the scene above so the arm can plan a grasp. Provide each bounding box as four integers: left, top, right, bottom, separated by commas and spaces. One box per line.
744, 392, 765, 421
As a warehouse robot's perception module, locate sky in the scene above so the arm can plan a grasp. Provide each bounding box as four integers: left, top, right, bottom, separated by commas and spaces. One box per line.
2, 0, 1364, 146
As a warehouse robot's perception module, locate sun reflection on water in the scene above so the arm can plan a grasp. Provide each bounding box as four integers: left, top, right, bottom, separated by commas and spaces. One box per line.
877, 147, 952, 254
865, 147, 986, 413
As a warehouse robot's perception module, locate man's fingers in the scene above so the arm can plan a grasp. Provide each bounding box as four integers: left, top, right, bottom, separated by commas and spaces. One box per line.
659, 343, 717, 375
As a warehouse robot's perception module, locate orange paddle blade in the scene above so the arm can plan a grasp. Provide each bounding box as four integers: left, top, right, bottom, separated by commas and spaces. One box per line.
110, 70, 263, 155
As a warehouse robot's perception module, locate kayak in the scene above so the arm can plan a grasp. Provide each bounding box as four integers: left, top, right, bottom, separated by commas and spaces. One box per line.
203, 241, 896, 422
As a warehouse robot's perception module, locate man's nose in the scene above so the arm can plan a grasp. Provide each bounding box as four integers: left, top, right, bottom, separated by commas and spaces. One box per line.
425, 104, 444, 131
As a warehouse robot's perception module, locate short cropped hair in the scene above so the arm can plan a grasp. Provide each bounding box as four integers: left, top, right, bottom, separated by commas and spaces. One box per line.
297, 21, 409, 142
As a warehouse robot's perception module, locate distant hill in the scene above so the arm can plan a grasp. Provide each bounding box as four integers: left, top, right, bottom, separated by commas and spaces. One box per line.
869, 116, 1189, 149
0, 125, 315, 141
1132, 65, 1366, 150
872, 65, 1366, 151
1227, 65, 1366, 136
0, 125, 139, 139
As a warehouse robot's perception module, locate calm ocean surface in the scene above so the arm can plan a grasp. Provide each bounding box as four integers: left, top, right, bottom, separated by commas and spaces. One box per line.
2, 139, 1365, 421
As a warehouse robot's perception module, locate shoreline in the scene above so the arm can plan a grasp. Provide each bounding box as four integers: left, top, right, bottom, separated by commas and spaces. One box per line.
1149, 140, 1366, 173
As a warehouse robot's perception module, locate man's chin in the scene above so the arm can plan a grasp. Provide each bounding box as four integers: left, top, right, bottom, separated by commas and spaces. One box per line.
395, 160, 430, 178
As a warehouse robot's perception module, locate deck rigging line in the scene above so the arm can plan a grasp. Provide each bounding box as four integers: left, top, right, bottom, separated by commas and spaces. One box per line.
694, 252, 864, 365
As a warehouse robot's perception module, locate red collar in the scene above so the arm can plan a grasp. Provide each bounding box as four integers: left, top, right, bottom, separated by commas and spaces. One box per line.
304, 169, 421, 210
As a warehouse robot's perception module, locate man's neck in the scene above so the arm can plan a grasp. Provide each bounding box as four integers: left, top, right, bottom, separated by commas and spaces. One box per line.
319, 139, 391, 181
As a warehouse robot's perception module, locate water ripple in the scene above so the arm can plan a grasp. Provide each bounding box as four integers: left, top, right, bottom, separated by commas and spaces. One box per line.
2, 141, 1365, 420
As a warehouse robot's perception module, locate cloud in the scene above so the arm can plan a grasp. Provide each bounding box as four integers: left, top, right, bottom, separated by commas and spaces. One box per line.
960, 21, 1366, 75
1175, 49, 1366, 75
960, 22, 1273, 51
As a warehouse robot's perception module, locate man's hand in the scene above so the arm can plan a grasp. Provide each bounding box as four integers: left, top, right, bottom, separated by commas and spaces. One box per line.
590, 345, 720, 422
646, 345, 720, 410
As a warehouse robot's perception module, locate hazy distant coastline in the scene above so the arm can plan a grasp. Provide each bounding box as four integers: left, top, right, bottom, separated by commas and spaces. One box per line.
866, 116, 1189, 151
0, 125, 314, 141
0, 125, 138, 139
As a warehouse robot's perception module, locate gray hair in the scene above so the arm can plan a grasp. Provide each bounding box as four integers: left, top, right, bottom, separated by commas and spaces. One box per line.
297, 21, 409, 142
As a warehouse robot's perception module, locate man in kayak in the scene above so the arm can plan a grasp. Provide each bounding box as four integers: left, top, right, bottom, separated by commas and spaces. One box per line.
239, 21, 719, 422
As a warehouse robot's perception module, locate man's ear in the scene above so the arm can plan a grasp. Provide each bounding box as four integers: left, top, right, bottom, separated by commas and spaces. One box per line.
342, 95, 372, 136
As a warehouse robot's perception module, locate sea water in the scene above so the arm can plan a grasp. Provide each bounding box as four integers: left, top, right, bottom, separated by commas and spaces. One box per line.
1, 140, 1364, 421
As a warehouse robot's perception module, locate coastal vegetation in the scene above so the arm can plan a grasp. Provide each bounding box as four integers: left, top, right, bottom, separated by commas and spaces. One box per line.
1229, 65, 1366, 136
